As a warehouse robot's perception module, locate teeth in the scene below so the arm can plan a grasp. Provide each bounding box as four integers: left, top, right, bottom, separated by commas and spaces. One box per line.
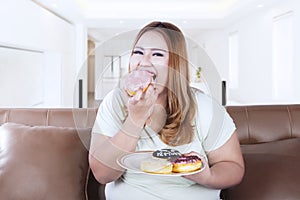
146, 71, 156, 79
143, 70, 156, 80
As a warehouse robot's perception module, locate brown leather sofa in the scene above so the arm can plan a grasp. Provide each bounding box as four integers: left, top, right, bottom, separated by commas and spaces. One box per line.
0, 105, 299, 199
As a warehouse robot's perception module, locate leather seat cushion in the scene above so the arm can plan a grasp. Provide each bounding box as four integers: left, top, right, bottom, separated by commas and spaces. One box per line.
222, 138, 300, 200
0, 122, 91, 200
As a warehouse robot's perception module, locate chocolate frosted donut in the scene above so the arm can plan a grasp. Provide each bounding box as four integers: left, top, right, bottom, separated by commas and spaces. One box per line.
173, 155, 200, 164
152, 149, 182, 160
172, 155, 202, 173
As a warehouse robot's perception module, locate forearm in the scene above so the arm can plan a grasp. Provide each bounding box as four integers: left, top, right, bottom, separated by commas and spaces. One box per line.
186, 161, 244, 189
89, 118, 144, 184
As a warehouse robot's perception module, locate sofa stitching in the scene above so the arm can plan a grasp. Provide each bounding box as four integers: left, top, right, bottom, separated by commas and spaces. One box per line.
6, 110, 10, 123
46, 110, 49, 126
286, 105, 293, 138
85, 168, 91, 200
245, 106, 250, 143
85, 109, 89, 128
83, 109, 88, 128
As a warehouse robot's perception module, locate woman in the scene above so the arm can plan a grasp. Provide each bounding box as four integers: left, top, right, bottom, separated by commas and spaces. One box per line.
89, 21, 244, 199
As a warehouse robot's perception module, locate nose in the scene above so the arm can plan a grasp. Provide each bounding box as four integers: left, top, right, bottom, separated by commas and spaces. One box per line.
138, 53, 152, 67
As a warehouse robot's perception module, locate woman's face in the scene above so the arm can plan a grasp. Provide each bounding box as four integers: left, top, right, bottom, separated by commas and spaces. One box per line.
129, 31, 169, 94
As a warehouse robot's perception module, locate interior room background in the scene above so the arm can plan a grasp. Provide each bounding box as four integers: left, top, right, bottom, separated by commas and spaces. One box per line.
0, 0, 299, 108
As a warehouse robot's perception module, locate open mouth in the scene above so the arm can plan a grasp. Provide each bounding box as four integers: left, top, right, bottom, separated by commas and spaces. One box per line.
152, 74, 157, 80
143, 70, 157, 80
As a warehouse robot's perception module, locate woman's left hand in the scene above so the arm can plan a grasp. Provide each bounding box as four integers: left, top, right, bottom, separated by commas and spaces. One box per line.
182, 151, 212, 185
182, 132, 244, 189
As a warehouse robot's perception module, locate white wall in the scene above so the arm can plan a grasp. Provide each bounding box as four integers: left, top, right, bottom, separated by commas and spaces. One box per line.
0, 46, 44, 107
187, 38, 222, 103
195, 0, 300, 105
0, 0, 86, 107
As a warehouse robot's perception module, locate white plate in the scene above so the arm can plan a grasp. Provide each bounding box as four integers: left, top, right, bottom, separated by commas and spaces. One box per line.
117, 151, 205, 176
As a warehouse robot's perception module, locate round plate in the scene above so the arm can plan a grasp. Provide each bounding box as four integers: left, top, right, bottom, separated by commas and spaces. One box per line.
117, 151, 205, 176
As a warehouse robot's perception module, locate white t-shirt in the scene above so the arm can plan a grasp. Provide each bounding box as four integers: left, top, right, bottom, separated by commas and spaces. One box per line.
92, 88, 236, 200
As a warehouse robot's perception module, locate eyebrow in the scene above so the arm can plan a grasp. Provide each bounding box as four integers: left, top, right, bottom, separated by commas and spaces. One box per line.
134, 46, 168, 52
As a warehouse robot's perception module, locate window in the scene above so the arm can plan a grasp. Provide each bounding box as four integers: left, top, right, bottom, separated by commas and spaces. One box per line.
272, 11, 294, 101
228, 31, 239, 89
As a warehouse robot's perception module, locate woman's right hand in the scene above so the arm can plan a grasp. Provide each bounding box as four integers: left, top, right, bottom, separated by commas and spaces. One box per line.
126, 85, 158, 128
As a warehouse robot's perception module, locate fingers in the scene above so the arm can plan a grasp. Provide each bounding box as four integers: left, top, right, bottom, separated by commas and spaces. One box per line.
143, 85, 158, 101
183, 151, 208, 163
127, 85, 158, 124
126, 87, 157, 127
128, 85, 157, 104
129, 90, 143, 104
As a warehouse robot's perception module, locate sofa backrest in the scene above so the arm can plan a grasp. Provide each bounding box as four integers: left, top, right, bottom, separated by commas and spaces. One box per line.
226, 105, 300, 144
0, 108, 97, 128
2, 105, 299, 145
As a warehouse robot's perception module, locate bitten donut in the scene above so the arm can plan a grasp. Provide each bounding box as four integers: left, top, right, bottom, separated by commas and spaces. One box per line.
124, 70, 155, 97
172, 155, 202, 173
141, 158, 172, 174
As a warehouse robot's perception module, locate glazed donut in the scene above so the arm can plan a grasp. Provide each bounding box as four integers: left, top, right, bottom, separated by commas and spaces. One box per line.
141, 158, 172, 174
124, 70, 155, 97
172, 155, 202, 173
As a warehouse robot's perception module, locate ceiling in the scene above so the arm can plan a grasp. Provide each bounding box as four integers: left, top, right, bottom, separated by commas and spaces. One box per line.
32, 0, 274, 42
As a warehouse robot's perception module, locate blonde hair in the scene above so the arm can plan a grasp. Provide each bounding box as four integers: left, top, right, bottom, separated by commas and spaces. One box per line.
131, 21, 196, 146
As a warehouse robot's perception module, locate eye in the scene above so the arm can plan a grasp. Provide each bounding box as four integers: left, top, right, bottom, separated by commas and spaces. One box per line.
153, 52, 164, 57
133, 50, 143, 55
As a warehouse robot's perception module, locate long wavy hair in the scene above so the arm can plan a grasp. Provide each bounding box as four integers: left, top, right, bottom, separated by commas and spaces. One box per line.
130, 21, 196, 146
